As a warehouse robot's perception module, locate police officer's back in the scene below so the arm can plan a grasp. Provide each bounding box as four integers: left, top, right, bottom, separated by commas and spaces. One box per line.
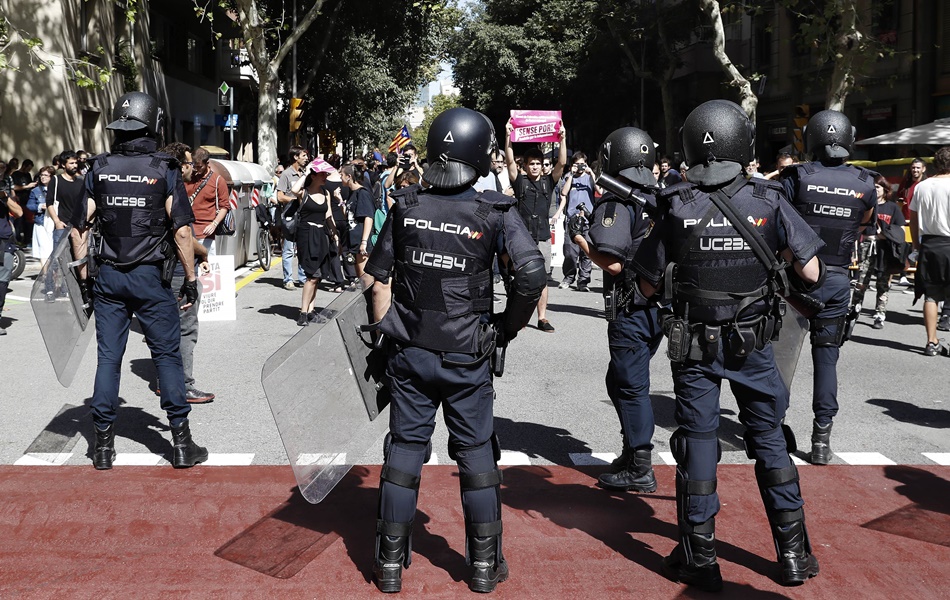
363, 107, 545, 593
633, 100, 823, 591
782, 110, 876, 465
70, 92, 207, 471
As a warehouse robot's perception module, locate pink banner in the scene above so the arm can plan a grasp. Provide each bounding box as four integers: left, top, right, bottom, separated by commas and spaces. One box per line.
308, 158, 337, 174
509, 110, 562, 143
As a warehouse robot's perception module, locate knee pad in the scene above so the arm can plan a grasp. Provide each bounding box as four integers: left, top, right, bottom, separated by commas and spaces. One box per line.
743, 425, 797, 460
384, 433, 431, 464
671, 427, 722, 467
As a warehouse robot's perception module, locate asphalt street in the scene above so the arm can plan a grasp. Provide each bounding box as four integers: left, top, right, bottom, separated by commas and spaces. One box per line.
1, 255, 948, 469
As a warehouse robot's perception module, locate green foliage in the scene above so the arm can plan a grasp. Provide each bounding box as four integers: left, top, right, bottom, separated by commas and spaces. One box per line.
412, 94, 462, 158
0, 2, 135, 90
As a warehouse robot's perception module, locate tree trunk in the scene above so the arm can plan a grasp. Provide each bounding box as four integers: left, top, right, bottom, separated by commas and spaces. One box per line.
699, 0, 758, 123
257, 68, 279, 173
825, 0, 861, 111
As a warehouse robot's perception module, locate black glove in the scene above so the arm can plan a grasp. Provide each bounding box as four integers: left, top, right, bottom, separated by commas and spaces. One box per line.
77, 279, 94, 311
567, 213, 587, 240
491, 312, 514, 347
179, 278, 199, 308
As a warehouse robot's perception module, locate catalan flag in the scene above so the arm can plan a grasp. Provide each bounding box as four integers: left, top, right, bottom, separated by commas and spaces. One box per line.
388, 125, 412, 153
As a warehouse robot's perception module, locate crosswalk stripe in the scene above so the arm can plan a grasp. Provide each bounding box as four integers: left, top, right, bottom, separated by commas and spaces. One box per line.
569, 452, 616, 466
922, 452, 950, 465
204, 453, 255, 466
836, 452, 897, 466
497, 452, 532, 466
14, 453, 73, 466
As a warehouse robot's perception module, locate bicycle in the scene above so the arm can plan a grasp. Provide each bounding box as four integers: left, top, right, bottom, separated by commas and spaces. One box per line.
253, 201, 283, 272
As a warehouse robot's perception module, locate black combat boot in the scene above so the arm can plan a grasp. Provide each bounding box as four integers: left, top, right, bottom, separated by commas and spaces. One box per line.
810, 421, 833, 465
93, 423, 116, 470
468, 535, 509, 593
598, 448, 657, 492
373, 534, 409, 593
170, 419, 208, 468
607, 446, 630, 474
772, 517, 819, 585
662, 526, 723, 593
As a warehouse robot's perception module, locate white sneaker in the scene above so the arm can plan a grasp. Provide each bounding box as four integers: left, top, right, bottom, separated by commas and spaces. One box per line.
899, 276, 910, 286
558, 281, 571, 290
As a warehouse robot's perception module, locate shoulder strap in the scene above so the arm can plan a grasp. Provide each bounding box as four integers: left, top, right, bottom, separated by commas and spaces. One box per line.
189, 173, 212, 205
707, 180, 789, 298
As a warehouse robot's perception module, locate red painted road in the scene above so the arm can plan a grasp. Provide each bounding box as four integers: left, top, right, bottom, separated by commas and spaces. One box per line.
1, 464, 948, 598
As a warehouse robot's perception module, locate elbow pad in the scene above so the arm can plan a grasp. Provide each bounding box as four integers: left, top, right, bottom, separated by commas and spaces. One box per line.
501, 257, 546, 339
785, 257, 826, 294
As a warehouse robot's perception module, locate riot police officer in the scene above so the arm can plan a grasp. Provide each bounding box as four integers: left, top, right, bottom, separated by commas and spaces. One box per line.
633, 100, 823, 591
782, 110, 876, 465
70, 91, 207, 470
570, 127, 663, 492
363, 107, 545, 593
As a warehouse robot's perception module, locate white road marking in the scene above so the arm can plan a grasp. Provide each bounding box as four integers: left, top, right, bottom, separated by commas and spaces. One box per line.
295, 453, 345, 466
922, 452, 950, 466
836, 452, 896, 466
425, 453, 439, 465
15, 453, 73, 466
658, 452, 676, 465
204, 453, 255, 466
497, 452, 532, 466
6, 295, 30, 302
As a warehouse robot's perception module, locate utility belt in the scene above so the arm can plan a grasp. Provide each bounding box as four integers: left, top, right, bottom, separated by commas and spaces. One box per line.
393, 321, 507, 378
663, 312, 778, 364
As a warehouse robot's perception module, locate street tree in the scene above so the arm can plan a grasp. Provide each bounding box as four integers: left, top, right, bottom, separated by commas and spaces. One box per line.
699, 0, 758, 122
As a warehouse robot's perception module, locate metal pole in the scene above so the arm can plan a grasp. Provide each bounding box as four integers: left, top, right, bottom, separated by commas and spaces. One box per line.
292, 0, 298, 97
229, 88, 234, 159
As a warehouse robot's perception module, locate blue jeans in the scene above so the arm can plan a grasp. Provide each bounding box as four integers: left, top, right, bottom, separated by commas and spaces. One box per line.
91, 263, 190, 428
282, 239, 305, 284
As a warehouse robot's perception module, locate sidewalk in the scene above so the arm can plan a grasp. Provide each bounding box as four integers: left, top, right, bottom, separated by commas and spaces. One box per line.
2, 464, 947, 598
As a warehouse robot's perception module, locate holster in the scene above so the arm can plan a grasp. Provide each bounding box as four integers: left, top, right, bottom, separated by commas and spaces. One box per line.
604, 285, 618, 323
86, 230, 102, 279
160, 238, 175, 285
663, 317, 693, 364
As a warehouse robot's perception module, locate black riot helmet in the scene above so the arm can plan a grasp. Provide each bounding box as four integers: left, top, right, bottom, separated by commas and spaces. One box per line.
804, 110, 855, 161
106, 91, 164, 137
681, 100, 754, 186
598, 127, 657, 188
423, 107, 497, 189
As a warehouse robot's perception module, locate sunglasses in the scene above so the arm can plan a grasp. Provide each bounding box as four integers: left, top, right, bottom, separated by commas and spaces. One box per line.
542, 163, 551, 167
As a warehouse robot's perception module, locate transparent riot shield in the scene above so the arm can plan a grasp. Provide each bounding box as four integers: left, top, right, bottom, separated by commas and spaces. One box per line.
261, 286, 390, 504
31, 229, 95, 387
773, 308, 810, 391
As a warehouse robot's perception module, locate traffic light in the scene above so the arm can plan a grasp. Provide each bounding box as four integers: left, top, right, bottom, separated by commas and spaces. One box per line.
289, 98, 304, 133
793, 104, 810, 156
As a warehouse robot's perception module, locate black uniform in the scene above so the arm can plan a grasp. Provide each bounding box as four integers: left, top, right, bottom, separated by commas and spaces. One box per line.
634, 175, 823, 589
783, 163, 876, 426
365, 183, 542, 587
72, 137, 196, 435
587, 190, 663, 482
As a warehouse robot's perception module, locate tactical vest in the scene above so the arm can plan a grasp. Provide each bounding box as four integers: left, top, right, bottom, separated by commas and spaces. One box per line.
661, 180, 784, 324
789, 163, 876, 267
381, 185, 505, 354
516, 175, 551, 242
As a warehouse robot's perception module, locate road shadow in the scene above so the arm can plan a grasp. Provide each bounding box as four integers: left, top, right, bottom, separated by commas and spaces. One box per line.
848, 334, 918, 354
863, 465, 950, 548
258, 303, 313, 321
215, 467, 467, 583
494, 416, 593, 465
543, 302, 604, 320
501, 466, 783, 592
866, 398, 950, 429
256, 275, 290, 289
22, 398, 173, 463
